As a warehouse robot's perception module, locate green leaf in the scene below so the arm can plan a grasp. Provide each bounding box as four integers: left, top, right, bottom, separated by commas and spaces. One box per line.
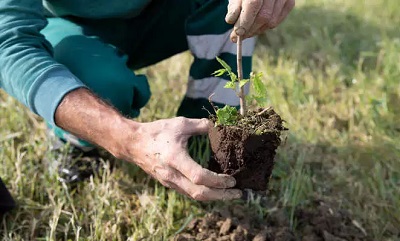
224, 81, 237, 89
252, 72, 267, 96
216, 105, 238, 126
216, 57, 232, 72
245, 95, 254, 102
239, 79, 250, 88
253, 96, 268, 106
212, 69, 227, 77
215, 56, 238, 82
228, 72, 237, 82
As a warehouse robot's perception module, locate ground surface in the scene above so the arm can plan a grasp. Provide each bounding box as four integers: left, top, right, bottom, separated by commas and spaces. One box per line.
175, 198, 369, 241
1, 0, 400, 240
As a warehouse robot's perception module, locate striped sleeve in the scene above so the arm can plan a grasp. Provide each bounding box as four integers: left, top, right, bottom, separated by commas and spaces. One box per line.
177, 0, 255, 118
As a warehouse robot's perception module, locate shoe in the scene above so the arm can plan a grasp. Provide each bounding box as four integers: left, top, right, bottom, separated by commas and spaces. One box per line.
46, 136, 110, 186
56, 146, 103, 185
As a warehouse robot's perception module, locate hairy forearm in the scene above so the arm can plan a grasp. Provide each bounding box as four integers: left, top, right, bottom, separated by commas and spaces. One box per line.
54, 88, 138, 157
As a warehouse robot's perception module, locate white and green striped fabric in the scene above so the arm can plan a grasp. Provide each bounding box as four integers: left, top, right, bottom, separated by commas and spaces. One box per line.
177, 0, 255, 118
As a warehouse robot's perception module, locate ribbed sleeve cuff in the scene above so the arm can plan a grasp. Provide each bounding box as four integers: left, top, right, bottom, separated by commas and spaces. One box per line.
29, 66, 86, 126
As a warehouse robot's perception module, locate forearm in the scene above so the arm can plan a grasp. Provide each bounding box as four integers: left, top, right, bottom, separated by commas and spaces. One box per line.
54, 88, 138, 158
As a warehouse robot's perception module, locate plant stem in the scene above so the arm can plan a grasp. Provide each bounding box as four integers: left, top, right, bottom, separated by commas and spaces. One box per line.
237, 35, 246, 115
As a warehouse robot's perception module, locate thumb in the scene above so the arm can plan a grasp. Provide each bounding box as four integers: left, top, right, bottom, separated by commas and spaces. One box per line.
181, 118, 212, 136
225, 0, 242, 24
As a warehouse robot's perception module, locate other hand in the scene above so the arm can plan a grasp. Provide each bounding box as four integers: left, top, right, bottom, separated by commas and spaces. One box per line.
119, 117, 242, 201
225, 0, 295, 41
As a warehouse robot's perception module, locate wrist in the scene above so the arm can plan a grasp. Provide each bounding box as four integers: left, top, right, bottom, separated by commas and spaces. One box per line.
104, 117, 141, 160
55, 88, 142, 160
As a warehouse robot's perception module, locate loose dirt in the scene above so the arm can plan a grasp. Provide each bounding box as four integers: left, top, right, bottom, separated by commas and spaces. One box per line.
208, 108, 287, 190
174, 199, 370, 241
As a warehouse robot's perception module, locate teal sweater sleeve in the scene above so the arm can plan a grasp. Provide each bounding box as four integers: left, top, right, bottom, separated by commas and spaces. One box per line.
0, 0, 86, 126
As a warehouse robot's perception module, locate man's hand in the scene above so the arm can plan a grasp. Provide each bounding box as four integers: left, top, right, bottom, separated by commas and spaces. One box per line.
120, 117, 242, 201
55, 89, 241, 201
225, 0, 295, 42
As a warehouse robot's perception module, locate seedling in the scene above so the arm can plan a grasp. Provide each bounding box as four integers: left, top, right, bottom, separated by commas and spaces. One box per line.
211, 37, 268, 126
212, 57, 268, 124
207, 36, 287, 191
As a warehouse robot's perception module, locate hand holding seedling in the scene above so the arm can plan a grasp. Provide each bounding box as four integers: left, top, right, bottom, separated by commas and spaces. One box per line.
55, 90, 242, 201
226, 0, 295, 41
123, 117, 242, 201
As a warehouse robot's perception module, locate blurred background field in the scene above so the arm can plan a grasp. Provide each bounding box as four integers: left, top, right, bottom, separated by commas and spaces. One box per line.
1, 0, 399, 240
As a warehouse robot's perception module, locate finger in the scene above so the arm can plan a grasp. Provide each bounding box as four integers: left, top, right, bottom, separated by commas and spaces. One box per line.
269, 0, 288, 29
154, 165, 241, 201
155, 170, 196, 198
163, 180, 192, 197
174, 174, 242, 201
245, 0, 276, 37
168, 151, 237, 189
244, 22, 264, 38
230, 30, 238, 43
254, 24, 269, 36
180, 118, 212, 136
234, 0, 264, 37
276, 0, 295, 25
225, 0, 242, 24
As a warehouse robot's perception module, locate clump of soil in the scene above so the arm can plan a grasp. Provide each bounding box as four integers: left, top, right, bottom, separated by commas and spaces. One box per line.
208, 107, 287, 190
174, 199, 370, 241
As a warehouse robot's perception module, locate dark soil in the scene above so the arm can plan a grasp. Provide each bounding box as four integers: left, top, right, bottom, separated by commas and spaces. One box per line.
208, 108, 287, 190
174, 199, 370, 241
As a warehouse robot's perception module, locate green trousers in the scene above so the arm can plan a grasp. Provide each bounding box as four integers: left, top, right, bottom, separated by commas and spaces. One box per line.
43, 0, 255, 148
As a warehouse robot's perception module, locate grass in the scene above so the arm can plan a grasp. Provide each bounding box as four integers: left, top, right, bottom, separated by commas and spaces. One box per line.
1, 0, 400, 240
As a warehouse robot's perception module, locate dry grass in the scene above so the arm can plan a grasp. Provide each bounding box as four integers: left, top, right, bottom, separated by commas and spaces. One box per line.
1, 0, 400, 240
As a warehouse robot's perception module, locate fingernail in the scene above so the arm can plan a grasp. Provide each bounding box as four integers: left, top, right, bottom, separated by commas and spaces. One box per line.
225, 14, 233, 23
235, 190, 243, 199
231, 36, 237, 43
235, 27, 245, 36
227, 178, 236, 187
